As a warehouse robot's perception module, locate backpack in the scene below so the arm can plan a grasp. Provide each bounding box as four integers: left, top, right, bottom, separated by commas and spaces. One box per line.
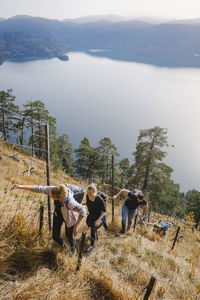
65, 184, 85, 203
97, 191, 107, 205
130, 189, 143, 198
161, 222, 168, 231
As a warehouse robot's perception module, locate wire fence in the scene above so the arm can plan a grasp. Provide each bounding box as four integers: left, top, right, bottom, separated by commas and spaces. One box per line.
1, 124, 200, 300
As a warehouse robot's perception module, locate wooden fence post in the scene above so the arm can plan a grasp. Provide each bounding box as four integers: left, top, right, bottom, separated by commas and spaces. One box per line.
143, 276, 157, 300
171, 226, 180, 250
148, 205, 151, 223
76, 232, 86, 271
45, 122, 51, 231
111, 154, 114, 224
39, 204, 44, 234
133, 214, 138, 232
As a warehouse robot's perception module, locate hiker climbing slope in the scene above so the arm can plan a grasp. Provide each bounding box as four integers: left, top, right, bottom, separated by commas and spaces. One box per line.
113, 188, 148, 234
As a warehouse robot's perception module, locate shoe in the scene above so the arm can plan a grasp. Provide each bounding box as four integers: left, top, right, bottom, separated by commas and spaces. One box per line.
127, 224, 131, 231
63, 242, 68, 249
62, 243, 68, 255
84, 246, 93, 254
70, 246, 76, 253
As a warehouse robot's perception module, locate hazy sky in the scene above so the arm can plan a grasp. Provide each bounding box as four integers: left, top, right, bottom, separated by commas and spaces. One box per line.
1, 0, 200, 20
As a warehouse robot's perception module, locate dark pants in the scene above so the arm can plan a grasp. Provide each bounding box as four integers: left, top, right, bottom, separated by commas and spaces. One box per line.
52, 204, 74, 249
90, 223, 103, 246
86, 214, 108, 246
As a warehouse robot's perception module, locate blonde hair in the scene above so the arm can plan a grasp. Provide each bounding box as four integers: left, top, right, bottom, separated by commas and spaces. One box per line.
50, 184, 68, 199
87, 183, 97, 193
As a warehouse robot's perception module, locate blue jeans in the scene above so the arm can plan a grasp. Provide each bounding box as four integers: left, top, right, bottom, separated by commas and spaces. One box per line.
122, 203, 136, 233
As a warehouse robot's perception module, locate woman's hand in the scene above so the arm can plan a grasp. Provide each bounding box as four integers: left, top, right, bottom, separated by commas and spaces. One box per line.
10, 184, 21, 191
113, 195, 117, 200
94, 219, 101, 227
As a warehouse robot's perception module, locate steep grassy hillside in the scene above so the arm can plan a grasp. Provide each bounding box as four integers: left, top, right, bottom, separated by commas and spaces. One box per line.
0, 139, 200, 299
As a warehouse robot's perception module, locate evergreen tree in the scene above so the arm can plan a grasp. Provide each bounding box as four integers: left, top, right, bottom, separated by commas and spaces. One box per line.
57, 134, 74, 175
48, 116, 62, 171
130, 126, 179, 214
74, 137, 94, 179
22, 100, 35, 154
15, 116, 26, 146
0, 89, 19, 141
119, 158, 130, 188
96, 137, 119, 184
132, 126, 168, 192
23, 100, 50, 158
22, 100, 62, 169
185, 189, 200, 223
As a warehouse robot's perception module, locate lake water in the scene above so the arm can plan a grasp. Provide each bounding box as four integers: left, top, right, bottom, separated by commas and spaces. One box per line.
1, 52, 200, 192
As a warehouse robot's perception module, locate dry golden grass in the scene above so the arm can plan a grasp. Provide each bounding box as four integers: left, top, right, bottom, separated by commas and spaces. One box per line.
0, 139, 200, 299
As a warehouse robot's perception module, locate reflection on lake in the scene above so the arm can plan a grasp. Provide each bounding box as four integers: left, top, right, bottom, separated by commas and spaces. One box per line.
0, 51, 200, 192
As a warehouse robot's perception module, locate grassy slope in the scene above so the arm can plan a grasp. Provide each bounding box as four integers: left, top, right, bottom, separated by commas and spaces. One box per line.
0, 139, 200, 300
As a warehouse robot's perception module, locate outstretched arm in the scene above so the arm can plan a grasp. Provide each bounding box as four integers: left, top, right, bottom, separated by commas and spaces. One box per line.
113, 189, 129, 200
10, 184, 54, 195
10, 184, 34, 192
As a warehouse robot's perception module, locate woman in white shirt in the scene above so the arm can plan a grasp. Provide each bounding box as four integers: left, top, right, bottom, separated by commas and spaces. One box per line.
10, 183, 86, 252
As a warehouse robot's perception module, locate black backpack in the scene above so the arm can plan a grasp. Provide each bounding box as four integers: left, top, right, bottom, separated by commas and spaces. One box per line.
65, 184, 85, 204
97, 191, 107, 205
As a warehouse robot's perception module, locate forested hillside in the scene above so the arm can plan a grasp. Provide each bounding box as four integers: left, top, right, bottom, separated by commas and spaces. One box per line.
0, 30, 69, 63
1, 88, 200, 223
1, 15, 200, 66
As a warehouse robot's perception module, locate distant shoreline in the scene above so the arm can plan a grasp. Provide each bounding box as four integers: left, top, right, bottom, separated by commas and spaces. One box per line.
0, 54, 69, 65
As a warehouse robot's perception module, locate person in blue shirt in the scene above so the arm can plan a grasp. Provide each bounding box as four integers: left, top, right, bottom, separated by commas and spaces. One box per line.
113, 188, 148, 234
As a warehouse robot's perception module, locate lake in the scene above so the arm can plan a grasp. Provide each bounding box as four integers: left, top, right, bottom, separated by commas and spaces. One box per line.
1, 52, 200, 192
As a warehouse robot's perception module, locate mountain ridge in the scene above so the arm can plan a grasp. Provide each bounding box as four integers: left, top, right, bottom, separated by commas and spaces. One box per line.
1, 15, 200, 67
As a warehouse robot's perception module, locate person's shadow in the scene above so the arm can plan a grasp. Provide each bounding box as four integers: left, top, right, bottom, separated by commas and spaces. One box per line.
1, 248, 58, 280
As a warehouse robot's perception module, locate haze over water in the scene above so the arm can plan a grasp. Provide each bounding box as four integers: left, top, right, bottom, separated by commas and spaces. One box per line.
1, 51, 200, 192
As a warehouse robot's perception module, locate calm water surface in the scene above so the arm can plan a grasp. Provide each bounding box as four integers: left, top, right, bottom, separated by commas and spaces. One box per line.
1, 52, 200, 192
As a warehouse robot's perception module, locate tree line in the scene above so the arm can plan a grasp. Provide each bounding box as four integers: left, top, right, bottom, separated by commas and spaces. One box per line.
0, 89, 199, 223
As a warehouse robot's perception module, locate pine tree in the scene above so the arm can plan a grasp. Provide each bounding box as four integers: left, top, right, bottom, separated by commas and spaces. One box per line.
130, 126, 179, 214
22, 100, 61, 170
96, 137, 119, 184
23, 100, 50, 158
119, 158, 130, 188
133, 126, 168, 192
185, 190, 200, 223
0, 89, 19, 141
57, 134, 74, 175
22, 100, 39, 155
74, 137, 94, 179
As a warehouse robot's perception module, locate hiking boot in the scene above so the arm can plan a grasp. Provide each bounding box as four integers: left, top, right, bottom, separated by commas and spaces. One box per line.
62, 242, 68, 255
127, 224, 131, 231
70, 246, 76, 253
84, 246, 93, 254
120, 230, 125, 234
